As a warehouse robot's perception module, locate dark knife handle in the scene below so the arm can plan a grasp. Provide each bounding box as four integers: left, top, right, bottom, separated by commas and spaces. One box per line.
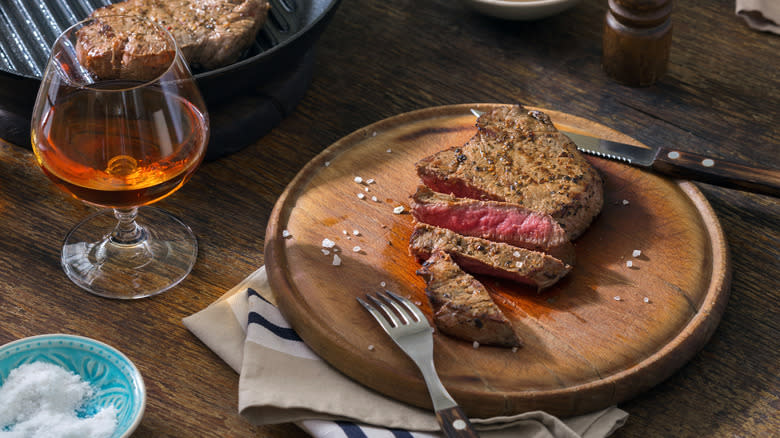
436, 406, 480, 437
652, 147, 780, 197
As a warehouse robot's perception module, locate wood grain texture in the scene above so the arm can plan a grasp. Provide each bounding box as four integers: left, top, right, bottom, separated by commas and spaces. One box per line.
265, 104, 730, 417
0, 0, 776, 436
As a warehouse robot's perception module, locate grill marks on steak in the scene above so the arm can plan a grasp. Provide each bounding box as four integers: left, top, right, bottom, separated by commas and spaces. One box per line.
411, 185, 575, 265
410, 224, 571, 290
79, 0, 270, 80
407, 105, 604, 347
415, 104, 604, 240
416, 250, 522, 348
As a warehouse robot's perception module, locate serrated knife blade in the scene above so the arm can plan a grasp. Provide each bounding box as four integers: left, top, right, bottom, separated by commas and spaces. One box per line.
563, 132, 656, 167
469, 109, 779, 197
565, 131, 779, 198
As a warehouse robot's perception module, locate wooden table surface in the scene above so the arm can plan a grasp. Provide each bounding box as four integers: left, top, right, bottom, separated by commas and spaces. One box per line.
1, 0, 777, 437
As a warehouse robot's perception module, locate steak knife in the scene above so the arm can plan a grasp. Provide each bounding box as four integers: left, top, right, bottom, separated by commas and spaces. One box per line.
565, 131, 780, 198
468, 109, 779, 197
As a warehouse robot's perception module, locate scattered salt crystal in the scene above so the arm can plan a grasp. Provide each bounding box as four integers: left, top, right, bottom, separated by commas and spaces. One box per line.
515, 261, 524, 268
371, 196, 379, 202
366, 178, 375, 184
364, 187, 370, 192
632, 250, 642, 257
414, 301, 422, 306
472, 341, 480, 349
321, 249, 330, 255
372, 131, 377, 137
622, 199, 630, 205
281, 230, 291, 238
352, 230, 360, 236
322, 238, 336, 248
626, 260, 633, 268
0, 362, 118, 438
332, 254, 342, 266
354, 176, 363, 184
513, 251, 521, 257
352, 246, 362, 252
386, 148, 392, 153
380, 281, 386, 287
393, 206, 405, 214
324, 161, 330, 167
368, 345, 375, 351
512, 347, 519, 353
342, 230, 348, 235
643, 297, 650, 303
346, 236, 351, 240
614, 296, 621, 301
357, 193, 366, 200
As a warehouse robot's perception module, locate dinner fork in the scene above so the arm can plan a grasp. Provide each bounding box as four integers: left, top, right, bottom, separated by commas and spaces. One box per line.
357, 290, 479, 437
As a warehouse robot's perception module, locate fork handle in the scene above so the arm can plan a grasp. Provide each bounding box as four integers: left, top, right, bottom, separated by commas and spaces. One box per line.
436, 406, 480, 437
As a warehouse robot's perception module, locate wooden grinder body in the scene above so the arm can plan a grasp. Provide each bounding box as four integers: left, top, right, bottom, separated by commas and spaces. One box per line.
603, 0, 673, 86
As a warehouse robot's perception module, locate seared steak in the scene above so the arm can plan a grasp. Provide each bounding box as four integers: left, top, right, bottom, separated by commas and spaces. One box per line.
417, 250, 521, 347
75, 15, 175, 81
79, 0, 270, 79
415, 104, 603, 240
411, 185, 575, 264
410, 224, 571, 290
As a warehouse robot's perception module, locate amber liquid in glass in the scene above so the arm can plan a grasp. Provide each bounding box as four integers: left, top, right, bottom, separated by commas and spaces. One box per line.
33, 84, 207, 208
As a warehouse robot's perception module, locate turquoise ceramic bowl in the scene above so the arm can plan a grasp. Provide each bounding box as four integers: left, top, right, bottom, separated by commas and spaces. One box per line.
0, 334, 145, 437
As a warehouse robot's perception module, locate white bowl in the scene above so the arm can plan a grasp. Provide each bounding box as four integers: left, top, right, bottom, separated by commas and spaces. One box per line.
462, 0, 581, 21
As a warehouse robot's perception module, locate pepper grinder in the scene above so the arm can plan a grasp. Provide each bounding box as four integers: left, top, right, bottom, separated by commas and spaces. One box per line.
602, 0, 673, 87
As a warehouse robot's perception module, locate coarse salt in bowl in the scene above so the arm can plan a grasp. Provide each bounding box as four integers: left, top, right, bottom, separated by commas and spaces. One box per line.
0, 334, 145, 438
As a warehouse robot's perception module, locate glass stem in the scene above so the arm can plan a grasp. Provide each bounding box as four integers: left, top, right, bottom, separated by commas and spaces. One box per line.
111, 208, 146, 245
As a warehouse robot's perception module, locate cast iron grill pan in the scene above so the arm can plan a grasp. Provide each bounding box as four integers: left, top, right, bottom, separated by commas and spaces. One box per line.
0, 0, 340, 157
0, 0, 299, 79
0, 0, 340, 103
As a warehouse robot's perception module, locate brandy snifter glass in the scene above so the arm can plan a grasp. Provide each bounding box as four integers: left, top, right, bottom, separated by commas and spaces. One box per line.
31, 15, 209, 299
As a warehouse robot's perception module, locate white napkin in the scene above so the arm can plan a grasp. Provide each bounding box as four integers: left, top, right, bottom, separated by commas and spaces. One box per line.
736, 0, 780, 34
183, 266, 628, 438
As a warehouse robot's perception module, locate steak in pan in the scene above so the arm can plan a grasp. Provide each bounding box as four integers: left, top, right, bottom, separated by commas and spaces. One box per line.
78, 0, 270, 79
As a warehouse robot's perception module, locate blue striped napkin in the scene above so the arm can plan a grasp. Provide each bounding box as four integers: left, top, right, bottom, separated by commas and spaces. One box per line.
183, 267, 628, 438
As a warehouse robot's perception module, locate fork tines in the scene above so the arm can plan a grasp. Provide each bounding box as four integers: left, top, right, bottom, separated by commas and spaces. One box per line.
357, 290, 427, 330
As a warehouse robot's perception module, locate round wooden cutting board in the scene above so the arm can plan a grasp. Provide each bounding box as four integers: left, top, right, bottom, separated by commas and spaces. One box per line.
264, 104, 730, 418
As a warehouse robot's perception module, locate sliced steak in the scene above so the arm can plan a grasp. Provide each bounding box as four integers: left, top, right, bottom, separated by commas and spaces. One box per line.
415, 104, 604, 240
411, 185, 575, 264
410, 224, 571, 290
417, 250, 521, 347
79, 0, 270, 79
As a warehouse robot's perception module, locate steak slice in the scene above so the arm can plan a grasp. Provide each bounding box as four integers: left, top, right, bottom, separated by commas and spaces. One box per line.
415, 104, 604, 240
411, 185, 575, 264
79, 0, 270, 79
410, 224, 571, 290
417, 250, 522, 348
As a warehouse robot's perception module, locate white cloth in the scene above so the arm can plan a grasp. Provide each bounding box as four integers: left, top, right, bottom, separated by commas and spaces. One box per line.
183, 266, 628, 438
736, 0, 780, 34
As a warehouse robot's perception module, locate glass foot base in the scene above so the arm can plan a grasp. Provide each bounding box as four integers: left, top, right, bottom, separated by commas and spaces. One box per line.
61, 207, 197, 299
